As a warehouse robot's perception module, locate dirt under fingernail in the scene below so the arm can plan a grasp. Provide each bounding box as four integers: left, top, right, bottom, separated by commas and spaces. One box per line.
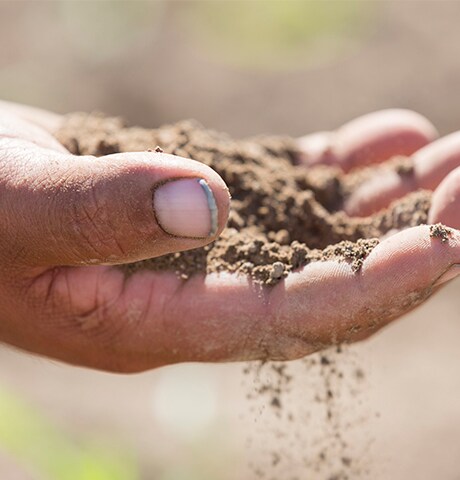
55, 112, 432, 285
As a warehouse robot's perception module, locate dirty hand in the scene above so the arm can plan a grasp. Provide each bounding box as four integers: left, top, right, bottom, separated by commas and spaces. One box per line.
0, 101, 459, 372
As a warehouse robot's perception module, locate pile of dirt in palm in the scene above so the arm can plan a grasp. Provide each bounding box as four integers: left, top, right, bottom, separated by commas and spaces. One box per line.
55, 112, 431, 285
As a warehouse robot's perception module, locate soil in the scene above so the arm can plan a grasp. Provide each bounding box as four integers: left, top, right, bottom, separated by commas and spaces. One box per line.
243, 347, 370, 480
430, 223, 452, 243
56, 112, 432, 285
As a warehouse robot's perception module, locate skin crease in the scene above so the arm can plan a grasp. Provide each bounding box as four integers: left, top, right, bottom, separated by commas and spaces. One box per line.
1, 101, 460, 373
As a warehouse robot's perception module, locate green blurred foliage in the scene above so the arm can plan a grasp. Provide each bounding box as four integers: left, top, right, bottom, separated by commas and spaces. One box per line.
181, 0, 373, 69
0, 388, 139, 480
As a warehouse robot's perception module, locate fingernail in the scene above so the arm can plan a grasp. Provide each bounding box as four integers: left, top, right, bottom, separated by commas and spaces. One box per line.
154, 178, 218, 238
433, 264, 460, 287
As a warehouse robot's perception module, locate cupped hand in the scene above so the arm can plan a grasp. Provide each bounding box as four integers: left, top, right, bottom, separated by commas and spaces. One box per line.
1, 101, 460, 373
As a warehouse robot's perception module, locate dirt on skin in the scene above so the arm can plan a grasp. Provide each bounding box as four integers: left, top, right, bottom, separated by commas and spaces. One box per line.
56, 112, 432, 285
430, 223, 453, 243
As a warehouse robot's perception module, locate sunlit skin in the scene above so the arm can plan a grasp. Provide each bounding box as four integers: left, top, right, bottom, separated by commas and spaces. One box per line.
1, 100, 460, 373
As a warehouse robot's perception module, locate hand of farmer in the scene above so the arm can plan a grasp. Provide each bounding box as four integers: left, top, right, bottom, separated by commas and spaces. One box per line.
1, 101, 460, 372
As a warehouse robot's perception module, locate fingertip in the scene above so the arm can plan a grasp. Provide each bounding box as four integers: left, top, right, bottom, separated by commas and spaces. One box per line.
197, 162, 231, 238
343, 168, 414, 217
429, 166, 460, 229
0, 100, 63, 133
386, 108, 439, 142
334, 109, 437, 171
103, 150, 230, 240
154, 177, 228, 239
163, 152, 231, 240
296, 131, 335, 166
414, 131, 460, 190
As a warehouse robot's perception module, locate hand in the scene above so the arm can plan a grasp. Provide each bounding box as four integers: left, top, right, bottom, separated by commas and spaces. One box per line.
0, 102, 460, 373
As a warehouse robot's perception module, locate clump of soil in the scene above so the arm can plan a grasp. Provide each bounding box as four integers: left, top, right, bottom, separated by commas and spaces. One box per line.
56, 112, 432, 285
430, 223, 452, 243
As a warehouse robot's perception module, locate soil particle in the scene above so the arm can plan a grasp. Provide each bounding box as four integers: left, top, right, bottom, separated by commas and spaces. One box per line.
430, 223, 452, 243
393, 156, 415, 176
56, 112, 432, 286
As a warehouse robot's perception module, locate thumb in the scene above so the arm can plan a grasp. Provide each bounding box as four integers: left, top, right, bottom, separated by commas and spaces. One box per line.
0, 124, 230, 268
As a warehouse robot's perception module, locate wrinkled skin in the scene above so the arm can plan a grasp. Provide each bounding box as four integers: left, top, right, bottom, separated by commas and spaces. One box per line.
1, 101, 460, 373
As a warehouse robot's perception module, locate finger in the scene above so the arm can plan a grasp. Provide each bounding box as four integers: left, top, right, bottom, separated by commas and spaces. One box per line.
0, 100, 62, 133
345, 132, 460, 216
0, 111, 67, 154
0, 116, 230, 268
429, 166, 460, 229
15, 225, 460, 372
297, 109, 437, 172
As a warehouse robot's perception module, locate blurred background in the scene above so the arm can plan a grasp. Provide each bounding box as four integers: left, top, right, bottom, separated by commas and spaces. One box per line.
2, 1, 460, 479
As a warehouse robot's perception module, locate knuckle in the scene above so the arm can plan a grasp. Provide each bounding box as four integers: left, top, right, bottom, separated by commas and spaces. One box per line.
72, 301, 150, 373
26, 267, 147, 372
65, 179, 127, 261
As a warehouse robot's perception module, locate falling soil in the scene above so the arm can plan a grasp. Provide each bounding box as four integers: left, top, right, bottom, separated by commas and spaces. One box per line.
56, 112, 432, 285
243, 349, 373, 480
